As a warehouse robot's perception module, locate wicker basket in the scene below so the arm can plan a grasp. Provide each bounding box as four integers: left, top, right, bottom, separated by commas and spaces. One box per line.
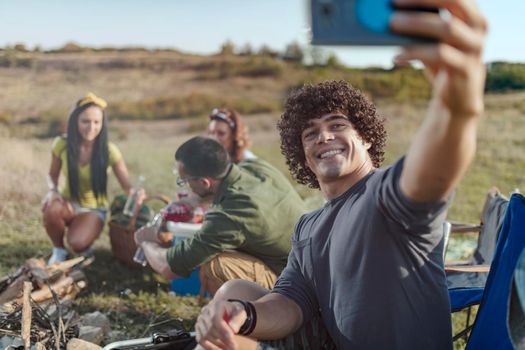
109, 195, 170, 267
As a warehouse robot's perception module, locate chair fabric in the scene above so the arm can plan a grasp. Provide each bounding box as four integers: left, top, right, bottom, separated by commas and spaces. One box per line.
446, 192, 509, 311
471, 193, 509, 265
509, 248, 525, 350
465, 193, 525, 349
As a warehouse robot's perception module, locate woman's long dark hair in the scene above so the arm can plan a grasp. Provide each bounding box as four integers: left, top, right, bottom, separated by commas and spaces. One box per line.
66, 101, 109, 202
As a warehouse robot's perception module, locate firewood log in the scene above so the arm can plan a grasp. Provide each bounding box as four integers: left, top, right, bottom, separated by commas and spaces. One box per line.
0, 274, 29, 304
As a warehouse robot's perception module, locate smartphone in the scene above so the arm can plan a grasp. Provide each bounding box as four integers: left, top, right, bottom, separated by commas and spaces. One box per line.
310, 0, 439, 46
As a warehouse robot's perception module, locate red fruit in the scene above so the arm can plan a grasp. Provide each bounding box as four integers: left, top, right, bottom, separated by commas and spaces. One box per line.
160, 202, 193, 223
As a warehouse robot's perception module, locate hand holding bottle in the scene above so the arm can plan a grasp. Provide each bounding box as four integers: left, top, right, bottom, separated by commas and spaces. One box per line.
123, 175, 146, 216
133, 213, 163, 266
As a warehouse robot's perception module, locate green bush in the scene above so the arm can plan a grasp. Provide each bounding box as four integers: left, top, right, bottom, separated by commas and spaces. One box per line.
0, 51, 35, 68
236, 57, 284, 78
194, 56, 284, 80
297, 65, 431, 102
486, 62, 525, 92
108, 93, 279, 121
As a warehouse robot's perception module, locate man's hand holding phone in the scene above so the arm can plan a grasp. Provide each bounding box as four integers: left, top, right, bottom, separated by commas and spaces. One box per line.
311, 0, 440, 45
391, 0, 488, 118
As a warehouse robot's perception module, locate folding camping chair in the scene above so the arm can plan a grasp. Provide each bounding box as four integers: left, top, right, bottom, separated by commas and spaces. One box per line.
445, 188, 509, 334
448, 193, 525, 348
508, 248, 525, 349
445, 187, 509, 266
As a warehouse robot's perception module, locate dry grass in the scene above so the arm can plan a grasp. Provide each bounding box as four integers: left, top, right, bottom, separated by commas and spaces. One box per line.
1, 51, 524, 346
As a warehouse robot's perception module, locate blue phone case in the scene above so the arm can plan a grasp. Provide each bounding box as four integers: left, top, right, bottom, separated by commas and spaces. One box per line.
311, 0, 437, 46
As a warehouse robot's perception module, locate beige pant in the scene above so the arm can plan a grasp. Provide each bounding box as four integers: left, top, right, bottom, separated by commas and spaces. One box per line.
199, 251, 278, 297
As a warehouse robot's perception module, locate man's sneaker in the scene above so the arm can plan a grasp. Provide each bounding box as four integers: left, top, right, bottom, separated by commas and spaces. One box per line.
48, 247, 69, 265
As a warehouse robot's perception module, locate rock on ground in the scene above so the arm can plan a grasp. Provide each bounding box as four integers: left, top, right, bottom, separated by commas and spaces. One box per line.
67, 338, 103, 350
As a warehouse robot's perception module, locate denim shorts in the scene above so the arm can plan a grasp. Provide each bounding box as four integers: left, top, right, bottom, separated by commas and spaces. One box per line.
71, 202, 107, 222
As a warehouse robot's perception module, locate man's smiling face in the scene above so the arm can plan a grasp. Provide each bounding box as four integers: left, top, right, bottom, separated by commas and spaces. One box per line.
301, 113, 372, 184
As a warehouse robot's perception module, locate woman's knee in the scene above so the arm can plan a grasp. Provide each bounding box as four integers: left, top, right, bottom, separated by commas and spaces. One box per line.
66, 213, 103, 252
43, 200, 73, 223
43, 203, 65, 226
67, 226, 100, 252
67, 237, 93, 253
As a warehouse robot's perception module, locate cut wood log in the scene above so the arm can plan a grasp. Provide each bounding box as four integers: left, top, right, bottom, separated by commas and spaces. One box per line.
46, 257, 85, 275
28, 270, 86, 303
22, 281, 32, 350
0, 274, 29, 304
1, 257, 89, 307
27, 258, 50, 289
0, 267, 25, 294
0, 258, 86, 350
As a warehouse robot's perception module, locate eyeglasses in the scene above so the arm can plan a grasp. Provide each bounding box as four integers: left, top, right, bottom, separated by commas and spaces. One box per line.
172, 168, 201, 187
172, 162, 232, 187
175, 175, 201, 187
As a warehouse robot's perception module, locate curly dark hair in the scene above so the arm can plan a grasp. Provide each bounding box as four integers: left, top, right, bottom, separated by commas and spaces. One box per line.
277, 80, 387, 189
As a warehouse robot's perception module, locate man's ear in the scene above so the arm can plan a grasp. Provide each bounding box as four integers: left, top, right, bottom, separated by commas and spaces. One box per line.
201, 177, 212, 189
360, 137, 371, 150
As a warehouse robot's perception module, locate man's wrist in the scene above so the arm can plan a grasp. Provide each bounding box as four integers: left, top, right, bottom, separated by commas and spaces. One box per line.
227, 299, 257, 336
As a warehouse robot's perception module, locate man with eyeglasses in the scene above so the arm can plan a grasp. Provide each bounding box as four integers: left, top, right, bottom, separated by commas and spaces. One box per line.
135, 136, 306, 296
194, 0, 488, 348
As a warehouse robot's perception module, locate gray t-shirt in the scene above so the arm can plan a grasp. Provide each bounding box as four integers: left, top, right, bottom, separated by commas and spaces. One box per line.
272, 158, 452, 349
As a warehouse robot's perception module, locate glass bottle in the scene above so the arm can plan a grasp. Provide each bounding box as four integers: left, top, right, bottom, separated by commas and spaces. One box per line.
133, 213, 163, 267
123, 175, 145, 217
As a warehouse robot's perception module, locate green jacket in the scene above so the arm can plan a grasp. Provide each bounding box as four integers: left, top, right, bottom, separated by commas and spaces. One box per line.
166, 159, 307, 277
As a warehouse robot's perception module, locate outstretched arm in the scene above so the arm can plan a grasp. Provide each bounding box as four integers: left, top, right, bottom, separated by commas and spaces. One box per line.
391, 0, 488, 202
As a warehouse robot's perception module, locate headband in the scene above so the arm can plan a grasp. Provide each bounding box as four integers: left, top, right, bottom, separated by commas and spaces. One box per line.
78, 92, 108, 109
209, 108, 235, 130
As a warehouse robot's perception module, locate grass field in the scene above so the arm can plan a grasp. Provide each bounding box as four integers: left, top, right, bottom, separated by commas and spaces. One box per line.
1, 50, 524, 348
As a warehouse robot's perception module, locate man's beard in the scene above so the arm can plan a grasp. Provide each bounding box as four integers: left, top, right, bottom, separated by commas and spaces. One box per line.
196, 189, 215, 201
317, 161, 344, 179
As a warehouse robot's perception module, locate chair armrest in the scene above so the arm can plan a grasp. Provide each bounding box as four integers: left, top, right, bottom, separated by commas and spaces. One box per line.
450, 222, 482, 233
445, 265, 490, 273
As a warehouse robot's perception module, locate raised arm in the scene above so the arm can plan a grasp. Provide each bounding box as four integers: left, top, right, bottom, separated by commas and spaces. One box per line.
391, 0, 488, 202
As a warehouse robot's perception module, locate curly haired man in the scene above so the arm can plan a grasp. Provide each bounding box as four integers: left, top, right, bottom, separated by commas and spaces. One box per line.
195, 0, 488, 348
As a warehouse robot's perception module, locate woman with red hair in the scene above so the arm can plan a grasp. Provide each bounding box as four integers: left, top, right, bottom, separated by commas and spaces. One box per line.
207, 108, 255, 163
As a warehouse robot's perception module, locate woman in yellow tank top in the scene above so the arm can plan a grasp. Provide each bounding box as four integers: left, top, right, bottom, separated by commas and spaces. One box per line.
42, 93, 138, 265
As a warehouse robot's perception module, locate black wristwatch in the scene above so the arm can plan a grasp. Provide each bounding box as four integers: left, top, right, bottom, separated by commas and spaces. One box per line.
227, 299, 257, 336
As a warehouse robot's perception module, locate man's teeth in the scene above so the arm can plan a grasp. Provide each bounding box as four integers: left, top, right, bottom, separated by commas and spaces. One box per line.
320, 149, 343, 159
